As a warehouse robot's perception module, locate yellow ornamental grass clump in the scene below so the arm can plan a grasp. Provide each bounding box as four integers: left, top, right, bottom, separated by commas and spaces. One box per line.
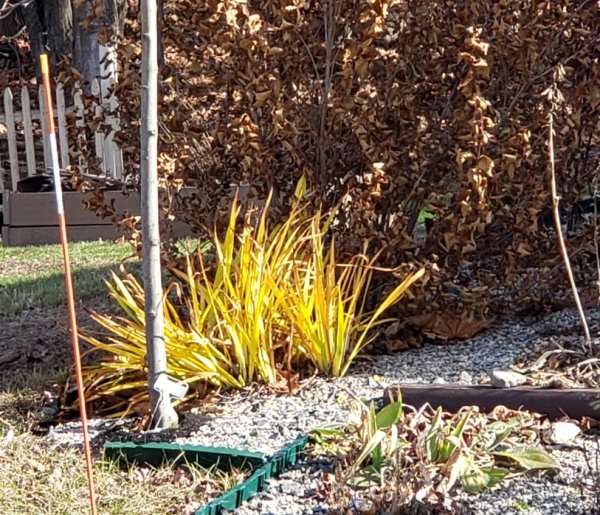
81, 271, 245, 410
273, 215, 425, 377
170, 194, 308, 386
81, 193, 424, 411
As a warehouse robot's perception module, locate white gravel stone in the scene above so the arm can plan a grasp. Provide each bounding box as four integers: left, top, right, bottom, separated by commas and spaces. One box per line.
489, 369, 528, 388
543, 421, 582, 445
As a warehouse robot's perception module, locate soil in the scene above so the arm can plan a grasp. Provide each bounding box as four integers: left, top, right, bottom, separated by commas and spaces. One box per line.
0, 293, 115, 390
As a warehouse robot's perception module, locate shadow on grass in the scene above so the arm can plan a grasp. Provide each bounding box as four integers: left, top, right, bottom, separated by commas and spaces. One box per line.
0, 262, 141, 316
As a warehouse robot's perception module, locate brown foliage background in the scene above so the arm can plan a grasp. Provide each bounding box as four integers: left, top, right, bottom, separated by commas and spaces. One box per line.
94, 0, 600, 314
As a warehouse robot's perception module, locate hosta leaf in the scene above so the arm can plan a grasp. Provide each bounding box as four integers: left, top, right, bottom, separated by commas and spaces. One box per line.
438, 434, 463, 462
445, 453, 469, 492
452, 409, 472, 439
375, 400, 403, 430
483, 418, 521, 450
480, 467, 510, 487
369, 402, 377, 436
426, 408, 444, 462
461, 465, 510, 494
496, 446, 558, 470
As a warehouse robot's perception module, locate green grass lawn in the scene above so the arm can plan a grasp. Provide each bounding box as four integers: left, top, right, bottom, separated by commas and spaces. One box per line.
0, 240, 246, 515
0, 240, 138, 424
0, 240, 138, 315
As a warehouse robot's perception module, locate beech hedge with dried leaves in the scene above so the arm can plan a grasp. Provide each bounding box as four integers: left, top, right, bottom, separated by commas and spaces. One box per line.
78, 0, 600, 316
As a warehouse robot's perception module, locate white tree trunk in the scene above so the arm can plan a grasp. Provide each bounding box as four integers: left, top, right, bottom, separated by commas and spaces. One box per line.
140, 0, 178, 429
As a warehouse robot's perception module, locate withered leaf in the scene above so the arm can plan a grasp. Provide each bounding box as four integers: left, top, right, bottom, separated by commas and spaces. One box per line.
407, 313, 495, 342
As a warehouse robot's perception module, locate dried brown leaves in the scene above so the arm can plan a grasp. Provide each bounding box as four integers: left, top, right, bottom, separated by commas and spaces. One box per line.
69, 0, 600, 314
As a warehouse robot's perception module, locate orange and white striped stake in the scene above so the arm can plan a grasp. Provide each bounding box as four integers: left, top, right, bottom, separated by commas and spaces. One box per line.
40, 54, 98, 515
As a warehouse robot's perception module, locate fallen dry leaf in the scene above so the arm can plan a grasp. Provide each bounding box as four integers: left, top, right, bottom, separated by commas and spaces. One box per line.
407, 313, 495, 342
270, 369, 301, 394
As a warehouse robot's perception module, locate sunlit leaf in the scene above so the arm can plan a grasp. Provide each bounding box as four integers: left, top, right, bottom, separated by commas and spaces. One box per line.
375, 401, 403, 430
496, 446, 558, 470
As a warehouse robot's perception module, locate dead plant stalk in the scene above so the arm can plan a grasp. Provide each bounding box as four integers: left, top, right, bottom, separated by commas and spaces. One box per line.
317, 0, 338, 179
547, 91, 591, 344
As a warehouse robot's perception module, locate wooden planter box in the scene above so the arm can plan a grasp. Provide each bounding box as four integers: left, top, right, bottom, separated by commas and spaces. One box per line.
1, 191, 192, 246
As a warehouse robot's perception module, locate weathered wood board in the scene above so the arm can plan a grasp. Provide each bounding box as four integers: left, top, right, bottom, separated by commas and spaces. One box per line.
1, 191, 192, 246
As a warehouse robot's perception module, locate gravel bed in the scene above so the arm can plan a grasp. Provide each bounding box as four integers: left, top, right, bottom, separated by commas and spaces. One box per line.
48, 308, 600, 514
459, 436, 600, 515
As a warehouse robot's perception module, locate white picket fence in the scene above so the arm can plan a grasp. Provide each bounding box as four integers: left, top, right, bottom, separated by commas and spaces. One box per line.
0, 78, 123, 192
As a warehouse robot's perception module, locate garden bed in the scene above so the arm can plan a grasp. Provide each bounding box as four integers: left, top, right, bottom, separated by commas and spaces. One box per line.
41, 307, 600, 515
1, 241, 599, 514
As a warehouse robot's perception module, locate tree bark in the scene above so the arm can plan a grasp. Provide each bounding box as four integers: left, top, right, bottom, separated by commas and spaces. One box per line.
44, 0, 72, 68
103, 0, 126, 38
20, 1, 45, 81
140, 0, 178, 429
72, 0, 100, 92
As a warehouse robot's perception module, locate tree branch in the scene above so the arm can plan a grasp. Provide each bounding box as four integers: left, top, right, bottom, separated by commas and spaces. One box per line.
0, 0, 34, 20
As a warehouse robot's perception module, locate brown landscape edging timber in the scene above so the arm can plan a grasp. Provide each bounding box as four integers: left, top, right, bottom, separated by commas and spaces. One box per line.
384, 384, 600, 420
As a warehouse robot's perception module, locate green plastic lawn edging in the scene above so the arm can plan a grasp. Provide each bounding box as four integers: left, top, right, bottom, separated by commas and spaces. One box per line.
104, 441, 265, 470
103, 435, 310, 515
